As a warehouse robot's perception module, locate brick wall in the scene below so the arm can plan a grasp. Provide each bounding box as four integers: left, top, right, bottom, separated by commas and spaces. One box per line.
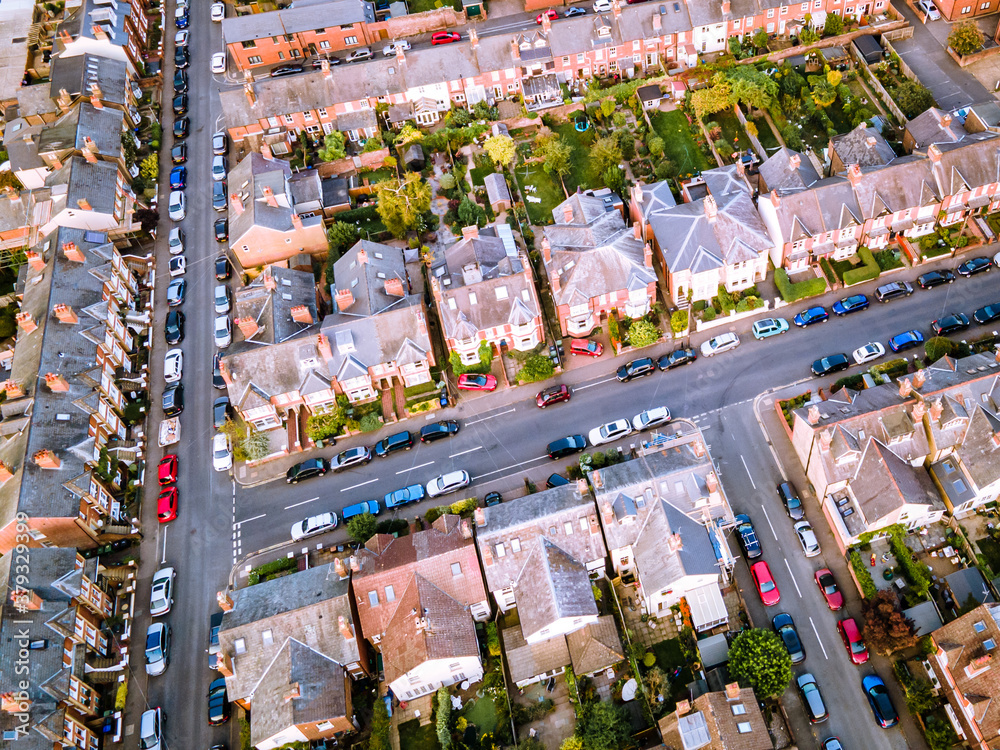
381, 6, 466, 37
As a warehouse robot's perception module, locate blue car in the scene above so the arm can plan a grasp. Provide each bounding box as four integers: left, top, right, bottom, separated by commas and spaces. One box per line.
384, 484, 425, 508
863, 674, 899, 728
888, 330, 924, 353
832, 294, 869, 316
751, 317, 789, 340
793, 306, 829, 327
169, 166, 186, 190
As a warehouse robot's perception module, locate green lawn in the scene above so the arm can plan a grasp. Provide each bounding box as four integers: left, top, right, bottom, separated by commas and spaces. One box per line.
470, 165, 493, 187
650, 110, 710, 179
647, 638, 693, 711
461, 694, 497, 735
551, 122, 602, 192
516, 162, 565, 226
713, 110, 752, 162
397, 719, 439, 750
750, 114, 781, 154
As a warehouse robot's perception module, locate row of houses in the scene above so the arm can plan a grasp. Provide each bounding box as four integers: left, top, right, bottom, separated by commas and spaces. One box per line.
212, 424, 750, 748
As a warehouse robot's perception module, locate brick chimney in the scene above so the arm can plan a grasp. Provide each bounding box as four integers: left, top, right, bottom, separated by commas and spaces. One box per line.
357, 248, 368, 264
91, 24, 108, 40
912, 399, 926, 422
725, 682, 741, 700
63, 241, 85, 262
563, 203, 574, 223
76, 198, 92, 211
3, 381, 23, 399
396, 44, 406, 67
33, 450, 60, 470
913, 369, 927, 388
460, 519, 472, 539
541, 235, 552, 263
469, 27, 479, 49
290, 305, 313, 324
542, 12, 552, 32
317, 333, 334, 362
15, 312, 36, 334
338, 615, 355, 640
320, 58, 332, 78
384, 277, 405, 297
334, 556, 347, 578
644, 242, 652, 268
819, 428, 833, 451
770, 189, 780, 208
613, 0, 622, 18
263, 271, 277, 291
847, 163, 862, 187
692, 440, 705, 457
11, 590, 42, 611
929, 398, 944, 422
474, 507, 486, 527
866, 136, 878, 149
57, 88, 72, 110
82, 147, 97, 164
261, 186, 278, 207
219, 358, 233, 387
667, 533, 683, 552
291, 213, 303, 230
261, 142, 273, 160
89, 82, 102, 100
231, 194, 244, 215
550, 272, 560, 295
462, 225, 479, 241
899, 377, 913, 398
349, 555, 360, 572
217, 590, 234, 612
633, 221, 642, 240
25, 250, 45, 271
721, 0, 731, 13
283, 683, 301, 703
941, 113, 952, 129
1, 692, 29, 713
236, 317, 259, 339
706, 472, 718, 493
788, 153, 801, 170
335, 288, 354, 311
510, 39, 521, 61
58, 28, 73, 45
928, 144, 942, 163
807, 405, 820, 425
601, 500, 614, 525
704, 194, 718, 220
44, 373, 69, 392
0, 461, 13, 485
217, 653, 234, 677
676, 699, 691, 716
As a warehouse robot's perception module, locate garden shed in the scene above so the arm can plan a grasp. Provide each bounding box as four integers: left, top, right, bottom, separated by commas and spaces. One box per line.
637, 84, 664, 109
853, 34, 883, 65
484, 172, 512, 213
402, 143, 425, 171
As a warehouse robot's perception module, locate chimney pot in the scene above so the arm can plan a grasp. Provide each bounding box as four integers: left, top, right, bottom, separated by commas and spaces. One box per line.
460, 519, 472, 539
235, 317, 260, 339
676, 699, 691, 716
912, 399, 927, 422
807, 405, 821, 425
563, 204, 574, 223
231, 195, 244, 215
334, 557, 347, 578
913, 369, 927, 388
643, 242, 652, 268
263, 271, 277, 291
384, 277, 405, 297
770, 189, 780, 208
217, 590, 234, 612
788, 153, 801, 170
338, 615, 355, 640
15, 312, 36, 334
76, 198, 92, 212
474, 507, 486, 527
928, 144, 942, 163
291, 213, 303, 230
941, 113, 953, 128
462, 225, 479, 240
335, 288, 355, 312
929, 398, 944, 422
541, 235, 552, 263
899, 377, 913, 398
692, 440, 706, 457
290, 305, 313, 324
44, 373, 69, 392
261, 142, 273, 160
633, 221, 642, 240
866, 136, 878, 148
847, 163, 862, 187
349, 555, 360, 573
2, 380, 23, 399
62, 241, 85, 262
26, 251, 45, 271
704, 194, 718, 220
33, 449, 60, 469
725, 682, 741, 700
317, 333, 334, 362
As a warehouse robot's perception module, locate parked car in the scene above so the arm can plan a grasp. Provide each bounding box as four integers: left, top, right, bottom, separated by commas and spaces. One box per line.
658, 348, 697, 370
457, 373, 497, 391
794, 306, 829, 327
212, 353, 226, 390
536, 8, 558, 22
162, 384, 184, 417
957, 256, 991, 276
163, 348, 183, 383
594, 0, 613, 9
917, 269, 955, 288
751, 317, 789, 340
632, 406, 671, 431
145, 622, 171, 676
617, 357, 656, 381
420, 420, 460, 442
286, 458, 327, 484
215, 255, 231, 280
812, 353, 850, 377
174, 29, 189, 45
794, 520, 821, 557
149, 567, 175, 616
172, 117, 189, 140
773, 613, 806, 664
484, 491, 503, 506
346, 47, 373, 61
931, 313, 970, 336
212, 131, 228, 155
168, 256, 185, 277
211, 1, 225, 20
333, 447, 373, 471
431, 31, 461, 44
815, 569, 843, 610
426, 470, 471, 498
565, 5, 586, 15
311, 56, 342, 68
208, 677, 231, 726
157, 487, 177, 523
797, 673, 829, 724
777, 482, 804, 520
168, 227, 185, 255
270, 63, 304, 77
172, 70, 187, 93
174, 5, 188, 26
214, 285, 230, 314
174, 44, 189, 68
888, 329, 924, 353
570, 338, 603, 357
832, 294, 869, 316
547, 435, 586, 459
546, 473, 570, 488
214, 218, 228, 242
536, 384, 571, 408
975, 302, 1000, 325
172, 93, 188, 116
853, 342, 885, 365
139, 708, 163, 750
212, 181, 228, 212
168, 166, 186, 190
700, 333, 740, 357
374, 431, 413, 457
838, 617, 869, 664
917, 0, 941, 18
212, 155, 228, 181
589, 419, 632, 446
381, 40, 411, 55
290, 511, 337, 540
157, 454, 178, 485
165, 310, 184, 345
171, 143, 187, 164
863, 674, 898, 728
750, 561, 780, 606
212, 433, 232, 472
734, 514, 761, 559
874, 280, 913, 302
167, 278, 186, 306
214, 316, 232, 348
168, 191, 185, 221
385, 484, 425, 508
211, 52, 227, 74
341, 500, 380, 519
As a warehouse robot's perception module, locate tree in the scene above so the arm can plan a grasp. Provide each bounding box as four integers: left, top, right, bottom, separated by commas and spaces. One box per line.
728, 36, 743, 57
670, 309, 689, 334
375, 173, 432, 238
483, 134, 516, 168
628, 319, 660, 348
752, 28, 769, 51
925, 716, 960, 750
560, 739, 584, 750
368, 697, 391, 750
538, 134, 573, 181
346, 513, 378, 545
576, 702, 631, 750
798, 27, 820, 44
591, 136, 622, 177
827, 69, 843, 87
435, 687, 452, 750
691, 79, 734, 119
861, 590, 917, 656
327, 221, 359, 256
808, 75, 838, 108
600, 98, 617, 120
438, 172, 457, 191
140, 153, 158, 182
361, 132, 384, 153
134, 207, 159, 235
305, 409, 345, 441
648, 136, 665, 158
518, 354, 555, 383
603, 165, 625, 196
654, 160, 676, 181
779, 67, 808, 97
317, 131, 347, 162
823, 12, 843, 36
457, 195, 485, 227
728, 628, 793, 699
894, 80, 936, 118
727, 67, 779, 113
949, 20, 984, 56
242, 426, 271, 462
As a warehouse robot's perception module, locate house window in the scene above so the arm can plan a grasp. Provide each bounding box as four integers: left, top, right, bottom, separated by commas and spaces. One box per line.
318, 108, 328, 117
767, 7, 774, 15
320, 40, 331, 49
767, 22, 775, 31
235, 638, 246, 654
449, 662, 461, 671
242, 40, 257, 49
284, 115, 295, 123
987, 639, 997, 650
732, 704, 746, 715
577, 53, 586, 63
248, 55, 262, 64
564, 521, 573, 535
278, 51, 285, 60
975, 621, 987, 633
961, 4, 971, 10
345, 35, 358, 44
451, 562, 462, 576
495, 543, 506, 558
368, 590, 379, 607
291, 49, 301, 58
262, 629, 273, 646
737, 723, 753, 733
385, 585, 395, 602
511, 538, 521, 553
317, 721, 333, 731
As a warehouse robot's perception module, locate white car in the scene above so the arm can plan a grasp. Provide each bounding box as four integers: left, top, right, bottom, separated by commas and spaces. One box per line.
852, 342, 885, 366
214, 285, 230, 314
168, 227, 184, 255
918, 0, 941, 19
427, 470, 471, 498
588, 418, 633, 447
700, 332, 740, 357
144, 622, 170, 676
211, 52, 227, 75
163, 348, 183, 383
212, 432, 232, 471
211, 1, 225, 21
212, 131, 227, 156
168, 191, 185, 221
174, 30, 189, 46
593, 0, 612, 10
168, 255, 186, 277
215, 316, 232, 348
149, 567, 175, 617
291, 512, 338, 541
632, 407, 672, 432
382, 40, 411, 56
139, 708, 163, 750
794, 521, 821, 558
212, 155, 228, 181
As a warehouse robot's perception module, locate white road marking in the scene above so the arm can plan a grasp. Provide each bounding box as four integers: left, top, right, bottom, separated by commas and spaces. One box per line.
340, 478, 379, 492
741, 456, 756, 489
574, 376, 617, 391
784, 559, 803, 598
284, 496, 319, 510
397, 461, 434, 475
237, 513, 267, 526
809, 617, 829, 659
450, 445, 483, 458
761, 504, 778, 540
161, 526, 167, 565
464, 408, 516, 426
472, 455, 549, 481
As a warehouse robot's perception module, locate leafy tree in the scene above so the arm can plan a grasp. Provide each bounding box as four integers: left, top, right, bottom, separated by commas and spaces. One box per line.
894, 80, 936, 118
591, 136, 623, 176
368, 697, 391, 750
752, 28, 769, 51
654, 160, 676, 181
691, 79, 734, 119
603, 165, 625, 196
648, 136, 665, 158
861, 590, 917, 656
728, 628, 793, 699
361, 132, 384, 153
457, 195, 485, 227
435, 687, 452, 750
728, 36, 743, 57
925, 716, 960, 750
600, 98, 616, 120
398, 123, 423, 144
612, 111, 627, 128
798, 27, 820, 44
779, 67, 808, 97
327, 221, 359, 256
242, 426, 271, 462
538, 134, 573, 182
438, 172, 457, 191
134, 207, 159, 234
727, 67, 779, 113
518, 354, 555, 383
374, 173, 432, 238
576, 702, 631, 750
346, 513, 378, 544
305, 408, 345, 441
483, 134, 516, 167
140, 153, 158, 182
670, 310, 689, 334
949, 20, 984, 55
616, 129, 635, 160
808, 75, 838, 108
628, 319, 660, 348
318, 131, 347, 162
823, 12, 843, 36
560, 739, 584, 750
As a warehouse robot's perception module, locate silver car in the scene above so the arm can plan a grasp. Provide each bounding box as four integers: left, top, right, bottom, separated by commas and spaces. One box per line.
144, 622, 171, 676
426, 470, 471, 498
794, 521, 821, 557
700, 332, 740, 357
632, 407, 671, 431
149, 567, 175, 617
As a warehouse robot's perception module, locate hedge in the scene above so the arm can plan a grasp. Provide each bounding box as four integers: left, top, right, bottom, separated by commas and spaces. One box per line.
832, 373, 865, 392
774, 268, 827, 302
248, 556, 298, 585
843, 248, 880, 287
848, 549, 879, 598
870, 358, 908, 379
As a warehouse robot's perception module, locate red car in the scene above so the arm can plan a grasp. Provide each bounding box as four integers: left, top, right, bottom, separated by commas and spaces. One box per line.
536, 8, 558, 22
157, 487, 178, 523
157, 454, 178, 485
458, 373, 497, 392
814, 568, 843, 610
570, 338, 604, 357
837, 617, 869, 664
750, 561, 780, 606
536, 384, 571, 408
431, 31, 461, 45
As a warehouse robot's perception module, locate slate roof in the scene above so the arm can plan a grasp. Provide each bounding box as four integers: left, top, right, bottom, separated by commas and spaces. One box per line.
659, 687, 772, 750
322, 177, 350, 209
830, 123, 896, 170
906, 107, 970, 149
501, 618, 571, 685
851, 439, 944, 524
955, 406, 1000, 492
566, 615, 623, 676
516, 539, 598, 640
36, 103, 124, 159
64, 157, 120, 216
758, 147, 821, 192
946, 568, 995, 608
484, 172, 512, 206
232, 265, 318, 348
230, 151, 301, 240
634, 180, 678, 224
224, 336, 331, 412
320, 303, 432, 383
221, 0, 373, 42
49, 53, 128, 106
331, 241, 408, 318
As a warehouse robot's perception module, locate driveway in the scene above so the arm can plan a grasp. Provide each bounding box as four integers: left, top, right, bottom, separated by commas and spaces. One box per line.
890, 3, 993, 110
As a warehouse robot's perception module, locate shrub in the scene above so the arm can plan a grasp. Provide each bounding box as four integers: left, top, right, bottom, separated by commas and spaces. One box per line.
670, 310, 689, 334
735, 295, 764, 313
248, 556, 298, 586
359, 413, 382, 432
425, 506, 449, 525
888, 527, 932, 598
842, 247, 880, 286
848, 549, 879, 598
448, 497, 479, 516
518, 354, 555, 383
643, 651, 657, 667
346, 513, 378, 544
774, 268, 827, 302
628, 318, 661, 348
306, 409, 345, 441
870, 358, 909, 378
487, 621, 501, 657
115, 683, 128, 710
375, 518, 408, 535
832, 373, 865, 392
701, 306, 717, 321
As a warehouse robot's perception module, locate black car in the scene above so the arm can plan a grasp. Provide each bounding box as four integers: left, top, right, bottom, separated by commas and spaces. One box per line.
174, 46, 189, 69
285, 458, 328, 484
874, 280, 913, 302
931, 312, 970, 336
212, 353, 226, 390
616, 357, 656, 382
546, 473, 570, 489
374, 431, 413, 457
215, 255, 231, 280
212, 181, 228, 212
917, 269, 955, 288
957, 256, 992, 277
974, 302, 1000, 325
162, 384, 184, 417
773, 612, 806, 664
171, 143, 187, 164
658, 348, 697, 370
165, 310, 184, 345
172, 94, 188, 116
173, 70, 187, 93
213, 397, 230, 429
270, 63, 304, 77
484, 491, 502, 506
777, 482, 804, 520
172, 117, 189, 139
734, 514, 761, 559
214, 218, 228, 242
207, 677, 230, 726
547, 435, 586, 459
420, 420, 460, 443
811, 353, 850, 377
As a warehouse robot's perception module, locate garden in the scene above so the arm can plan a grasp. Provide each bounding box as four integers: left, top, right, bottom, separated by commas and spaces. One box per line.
691, 285, 765, 323
819, 246, 905, 287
